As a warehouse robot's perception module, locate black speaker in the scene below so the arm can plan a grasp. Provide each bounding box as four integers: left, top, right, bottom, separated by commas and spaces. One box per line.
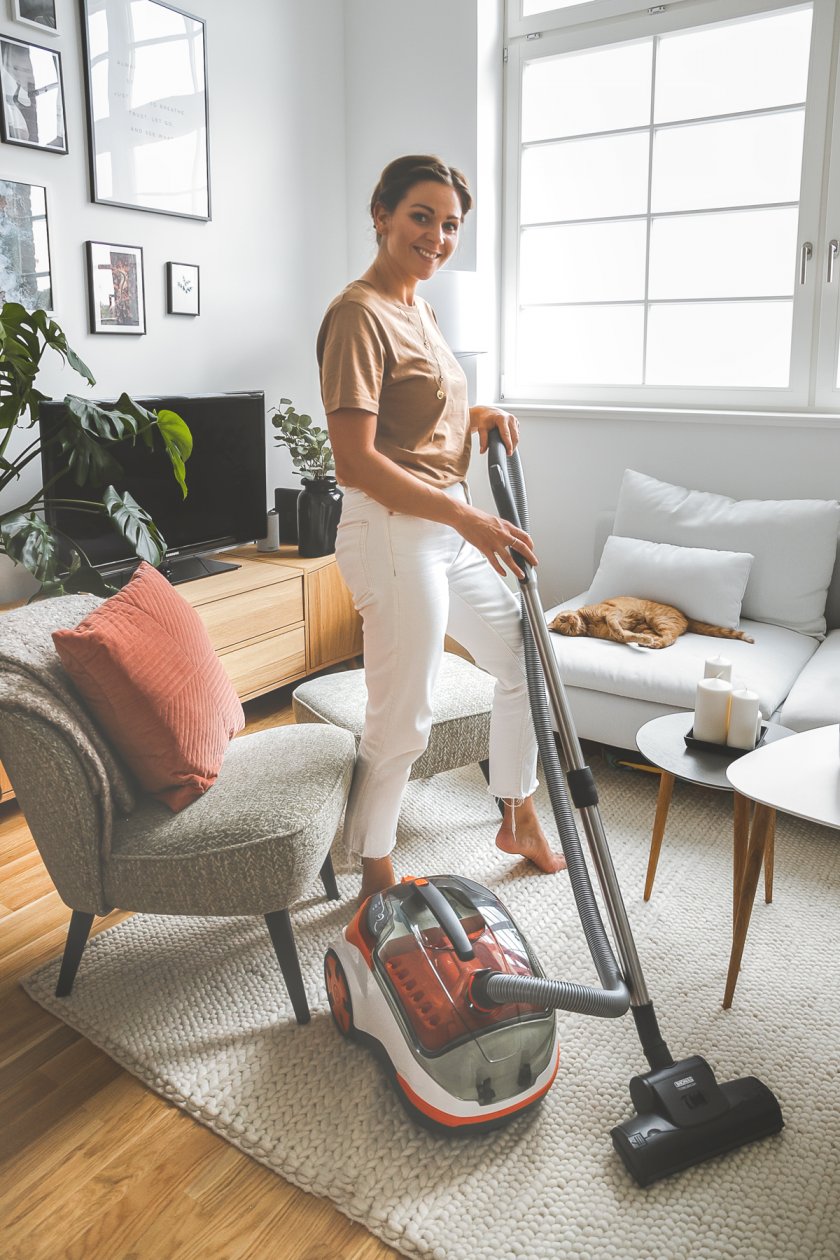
274, 486, 299, 544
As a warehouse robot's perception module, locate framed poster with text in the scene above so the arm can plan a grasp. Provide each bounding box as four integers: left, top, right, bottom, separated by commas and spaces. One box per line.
79, 0, 210, 220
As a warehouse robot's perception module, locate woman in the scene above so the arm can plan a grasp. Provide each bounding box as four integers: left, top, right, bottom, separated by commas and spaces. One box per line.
317, 154, 565, 898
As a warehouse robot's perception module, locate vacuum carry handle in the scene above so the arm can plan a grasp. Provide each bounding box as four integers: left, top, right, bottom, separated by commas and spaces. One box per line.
414, 880, 475, 961
487, 429, 532, 580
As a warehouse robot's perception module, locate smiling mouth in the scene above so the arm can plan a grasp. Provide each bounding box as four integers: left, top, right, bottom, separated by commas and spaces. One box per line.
415, 247, 441, 261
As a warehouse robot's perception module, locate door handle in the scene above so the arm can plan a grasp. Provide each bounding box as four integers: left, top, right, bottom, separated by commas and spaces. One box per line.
828, 239, 839, 284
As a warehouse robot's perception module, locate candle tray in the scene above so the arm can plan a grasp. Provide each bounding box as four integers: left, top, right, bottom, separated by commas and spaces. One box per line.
684, 724, 769, 757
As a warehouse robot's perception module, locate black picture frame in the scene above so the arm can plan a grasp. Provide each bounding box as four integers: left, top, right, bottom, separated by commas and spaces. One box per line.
0, 34, 67, 153
86, 240, 146, 335
12, 0, 59, 35
79, 0, 211, 221
0, 177, 53, 310
166, 261, 200, 315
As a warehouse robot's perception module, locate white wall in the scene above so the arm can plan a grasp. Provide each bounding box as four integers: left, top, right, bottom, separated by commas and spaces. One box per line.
0, 0, 347, 602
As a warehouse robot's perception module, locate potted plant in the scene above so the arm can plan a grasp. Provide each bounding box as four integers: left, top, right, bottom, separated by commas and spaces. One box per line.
270, 398, 342, 558
0, 302, 191, 596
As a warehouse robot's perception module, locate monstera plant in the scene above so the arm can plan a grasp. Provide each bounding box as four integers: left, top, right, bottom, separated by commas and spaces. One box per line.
0, 302, 191, 596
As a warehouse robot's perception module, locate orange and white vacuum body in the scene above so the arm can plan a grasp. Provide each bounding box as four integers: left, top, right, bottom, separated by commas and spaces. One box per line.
325, 874, 560, 1133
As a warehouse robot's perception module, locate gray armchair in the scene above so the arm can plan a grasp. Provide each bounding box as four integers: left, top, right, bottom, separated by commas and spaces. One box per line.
0, 595, 356, 1024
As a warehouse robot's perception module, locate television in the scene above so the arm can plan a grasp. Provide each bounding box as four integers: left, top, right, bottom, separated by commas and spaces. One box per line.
40, 391, 268, 585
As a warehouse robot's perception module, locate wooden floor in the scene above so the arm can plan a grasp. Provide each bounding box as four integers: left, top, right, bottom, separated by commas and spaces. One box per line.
0, 683, 398, 1260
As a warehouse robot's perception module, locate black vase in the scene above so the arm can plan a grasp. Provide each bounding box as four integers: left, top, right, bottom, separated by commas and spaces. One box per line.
297, 477, 343, 558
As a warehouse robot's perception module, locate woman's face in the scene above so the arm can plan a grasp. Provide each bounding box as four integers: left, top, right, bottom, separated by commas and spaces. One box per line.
374, 180, 462, 284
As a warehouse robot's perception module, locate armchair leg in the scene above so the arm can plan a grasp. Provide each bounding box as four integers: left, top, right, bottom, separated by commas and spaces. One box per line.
479, 759, 504, 817
264, 909, 310, 1025
55, 910, 95, 998
320, 853, 340, 901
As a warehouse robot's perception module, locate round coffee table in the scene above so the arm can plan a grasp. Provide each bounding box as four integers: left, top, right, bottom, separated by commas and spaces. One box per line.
635, 712, 794, 924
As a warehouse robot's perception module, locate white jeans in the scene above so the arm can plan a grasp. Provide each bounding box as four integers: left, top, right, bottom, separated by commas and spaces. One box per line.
335, 482, 539, 861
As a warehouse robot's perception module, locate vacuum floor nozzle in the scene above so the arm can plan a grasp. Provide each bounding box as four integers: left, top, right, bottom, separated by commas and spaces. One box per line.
611, 1055, 783, 1187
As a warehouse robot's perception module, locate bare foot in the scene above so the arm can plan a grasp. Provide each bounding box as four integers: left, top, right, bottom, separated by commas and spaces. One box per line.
358, 854, 396, 904
495, 796, 566, 873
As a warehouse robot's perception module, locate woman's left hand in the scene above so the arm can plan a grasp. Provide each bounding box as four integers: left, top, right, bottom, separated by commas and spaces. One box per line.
469, 406, 520, 456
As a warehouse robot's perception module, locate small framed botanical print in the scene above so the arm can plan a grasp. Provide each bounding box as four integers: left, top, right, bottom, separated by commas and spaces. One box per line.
86, 240, 146, 335
166, 261, 200, 316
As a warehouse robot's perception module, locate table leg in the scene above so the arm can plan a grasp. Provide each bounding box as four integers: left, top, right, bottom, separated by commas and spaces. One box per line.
732, 792, 751, 925
644, 771, 675, 901
764, 813, 776, 904
723, 803, 776, 1009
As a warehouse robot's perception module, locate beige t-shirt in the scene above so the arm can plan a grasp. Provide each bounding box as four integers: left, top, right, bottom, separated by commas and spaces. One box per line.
316, 280, 471, 487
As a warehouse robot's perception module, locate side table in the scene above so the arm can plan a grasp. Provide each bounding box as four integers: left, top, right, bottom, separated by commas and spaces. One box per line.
636, 713, 793, 917
725, 724, 840, 1008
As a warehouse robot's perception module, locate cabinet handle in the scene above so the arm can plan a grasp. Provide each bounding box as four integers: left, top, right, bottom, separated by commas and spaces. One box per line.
799, 241, 813, 285
828, 239, 839, 284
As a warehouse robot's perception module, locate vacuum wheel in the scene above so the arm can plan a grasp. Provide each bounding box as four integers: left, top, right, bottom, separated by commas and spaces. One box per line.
325, 950, 354, 1037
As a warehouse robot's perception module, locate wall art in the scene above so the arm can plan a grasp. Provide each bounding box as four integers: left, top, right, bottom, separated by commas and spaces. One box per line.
166, 260, 199, 315
0, 34, 66, 152
86, 240, 146, 334
0, 178, 52, 309
12, 1, 59, 35
79, 0, 210, 219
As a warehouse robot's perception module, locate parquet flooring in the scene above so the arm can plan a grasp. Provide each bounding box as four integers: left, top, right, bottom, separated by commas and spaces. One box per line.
0, 682, 397, 1260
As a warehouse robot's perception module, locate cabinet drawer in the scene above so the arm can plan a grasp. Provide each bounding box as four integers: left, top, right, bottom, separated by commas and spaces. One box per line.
219, 627, 306, 699
197, 579, 304, 652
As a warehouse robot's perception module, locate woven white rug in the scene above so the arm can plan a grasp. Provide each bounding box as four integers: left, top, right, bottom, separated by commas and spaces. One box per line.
22, 763, 840, 1260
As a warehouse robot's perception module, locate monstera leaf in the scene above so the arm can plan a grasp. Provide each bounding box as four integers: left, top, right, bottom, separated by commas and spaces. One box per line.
0, 301, 192, 597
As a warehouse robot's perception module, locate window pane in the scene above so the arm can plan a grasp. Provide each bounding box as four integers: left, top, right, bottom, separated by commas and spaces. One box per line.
651, 111, 805, 212
522, 133, 650, 223
649, 208, 799, 299
522, 0, 587, 13
654, 8, 813, 123
518, 305, 644, 385
521, 221, 647, 303
646, 301, 793, 386
522, 41, 652, 142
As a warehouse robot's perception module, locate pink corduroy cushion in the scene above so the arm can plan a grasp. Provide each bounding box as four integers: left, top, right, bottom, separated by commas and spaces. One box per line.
52, 562, 245, 812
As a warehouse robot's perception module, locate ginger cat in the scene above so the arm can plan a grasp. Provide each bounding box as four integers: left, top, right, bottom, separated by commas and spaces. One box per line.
548, 596, 754, 650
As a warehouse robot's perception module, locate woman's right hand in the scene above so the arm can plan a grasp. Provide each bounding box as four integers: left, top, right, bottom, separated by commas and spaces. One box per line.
455, 504, 538, 580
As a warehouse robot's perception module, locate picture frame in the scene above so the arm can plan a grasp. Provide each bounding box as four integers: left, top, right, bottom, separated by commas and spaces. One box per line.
79, 0, 211, 220
0, 34, 66, 152
86, 241, 146, 335
166, 261, 200, 316
11, 0, 59, 35
0, 177, 53, 310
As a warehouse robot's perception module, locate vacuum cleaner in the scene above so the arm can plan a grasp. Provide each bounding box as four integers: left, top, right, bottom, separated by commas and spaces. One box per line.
324, 431, 783, 1186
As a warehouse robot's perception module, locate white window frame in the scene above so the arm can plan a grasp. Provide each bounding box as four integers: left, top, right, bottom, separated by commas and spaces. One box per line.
501, 0, 839, 412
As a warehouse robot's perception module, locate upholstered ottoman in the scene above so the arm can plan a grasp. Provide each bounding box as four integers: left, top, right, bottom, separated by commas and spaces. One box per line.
292, 653, 494, 780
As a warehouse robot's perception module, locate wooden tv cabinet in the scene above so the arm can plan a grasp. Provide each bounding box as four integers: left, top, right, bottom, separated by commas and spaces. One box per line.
177, 545, 362, 702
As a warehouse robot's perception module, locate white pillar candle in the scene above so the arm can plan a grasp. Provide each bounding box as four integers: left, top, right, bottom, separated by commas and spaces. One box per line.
704, 655, 732, 683
693, 678, 732, 744
726, 689, 760, 750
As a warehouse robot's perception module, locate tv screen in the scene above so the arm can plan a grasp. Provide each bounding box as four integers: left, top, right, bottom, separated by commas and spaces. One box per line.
40, 391, 267, 584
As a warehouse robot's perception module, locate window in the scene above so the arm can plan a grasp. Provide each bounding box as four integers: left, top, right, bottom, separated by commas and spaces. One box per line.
503, 0, 840, 410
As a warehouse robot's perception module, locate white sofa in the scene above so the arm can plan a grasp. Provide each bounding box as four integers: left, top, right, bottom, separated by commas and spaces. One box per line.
544, 470, 840, 751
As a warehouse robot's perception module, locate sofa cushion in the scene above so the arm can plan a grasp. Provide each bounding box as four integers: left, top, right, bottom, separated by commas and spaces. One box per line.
545, 594, 818, 719
585, 535, 753, 629
52, 562, 245, 813
779, 630, 840, 732
612, 469, 840, 637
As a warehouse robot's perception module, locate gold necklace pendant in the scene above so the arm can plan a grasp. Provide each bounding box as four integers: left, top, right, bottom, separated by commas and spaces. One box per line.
436, 388, 445, 400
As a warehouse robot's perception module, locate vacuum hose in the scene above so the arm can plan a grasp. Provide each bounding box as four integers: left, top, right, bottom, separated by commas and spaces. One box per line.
473, 433, 631, 1019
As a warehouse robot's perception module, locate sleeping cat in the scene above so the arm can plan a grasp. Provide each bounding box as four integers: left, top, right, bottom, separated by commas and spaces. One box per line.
548, 596, 755, 650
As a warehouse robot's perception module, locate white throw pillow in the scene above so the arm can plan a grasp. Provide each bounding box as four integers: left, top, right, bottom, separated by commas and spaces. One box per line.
585, 535, 753, 628
613, 470, 840, 637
